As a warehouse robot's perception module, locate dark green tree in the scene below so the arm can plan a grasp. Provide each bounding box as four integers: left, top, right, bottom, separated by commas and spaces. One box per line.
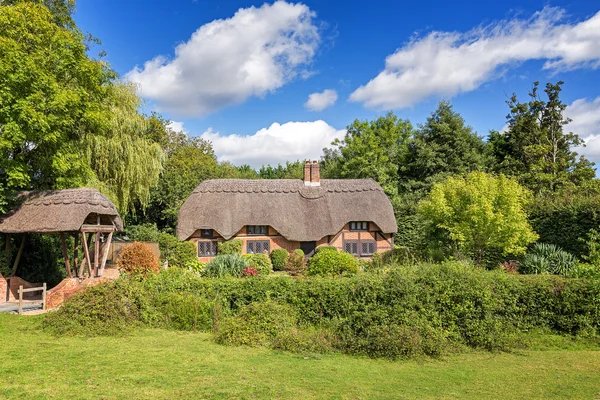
400, 101, 490, 193
489, 81, 595, 193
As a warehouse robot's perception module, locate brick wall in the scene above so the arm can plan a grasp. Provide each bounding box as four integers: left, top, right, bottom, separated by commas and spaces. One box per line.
0, 274, 7, 303
190, 222, 393, 261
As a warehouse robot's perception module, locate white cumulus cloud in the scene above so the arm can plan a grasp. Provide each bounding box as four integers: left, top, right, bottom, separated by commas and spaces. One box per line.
350, 7, 600, 109
125, 1, 320, 117
200, 120, 345, 167
166, 120, 187, 134
566, 97, 600, 163
305, 89, 338, 111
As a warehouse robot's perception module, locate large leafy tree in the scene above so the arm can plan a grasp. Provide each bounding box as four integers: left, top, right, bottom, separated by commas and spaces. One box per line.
144, 133, 220, 230
322, 112, 413, 198
400, 101, 490, 193
85, 83, 164, 213
418, 172, 538, 265
0, 2, 112, 202
489, 81, 595, 193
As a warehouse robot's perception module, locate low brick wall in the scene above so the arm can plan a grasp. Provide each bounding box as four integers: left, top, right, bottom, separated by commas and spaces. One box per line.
46, 268, 120, 309
0, 274, 7, 303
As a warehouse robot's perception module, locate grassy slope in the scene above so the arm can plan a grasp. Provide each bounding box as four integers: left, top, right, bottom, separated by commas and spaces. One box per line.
1, 314, 600, 400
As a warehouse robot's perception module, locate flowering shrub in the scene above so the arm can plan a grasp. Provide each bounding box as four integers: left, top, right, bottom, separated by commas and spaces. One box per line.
242, 265, 258, 277
242, 253, 272, 275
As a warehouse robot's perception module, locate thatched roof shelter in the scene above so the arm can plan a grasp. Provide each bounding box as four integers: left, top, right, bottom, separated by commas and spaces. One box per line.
177, 179, 397, 241
0, 188, 122, 234
0, 188, 122, 279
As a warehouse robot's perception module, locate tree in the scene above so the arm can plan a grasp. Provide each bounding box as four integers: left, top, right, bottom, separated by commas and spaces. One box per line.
145, 136, 220, 230
418, 172, 538, 265
259, 161, 304, 179
400, 101, 490, 193
322, 112, 413, 198
489, 81, 595, 193
0, 2, 113, 198
85, 83, 164, 213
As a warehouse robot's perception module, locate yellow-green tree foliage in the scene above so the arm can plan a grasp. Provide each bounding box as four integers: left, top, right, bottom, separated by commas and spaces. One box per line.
418, 172, 538, 263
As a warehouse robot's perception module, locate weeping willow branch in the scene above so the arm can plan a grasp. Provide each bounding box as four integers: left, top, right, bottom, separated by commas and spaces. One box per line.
84, 83, 164, 213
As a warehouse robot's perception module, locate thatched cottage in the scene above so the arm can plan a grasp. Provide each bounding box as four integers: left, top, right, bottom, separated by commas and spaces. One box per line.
177, 161, 397, 262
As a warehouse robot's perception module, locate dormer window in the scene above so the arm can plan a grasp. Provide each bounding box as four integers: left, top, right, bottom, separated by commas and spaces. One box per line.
200, 229, 213, 238
247, 225, 268, 235
349, 221, 368, 231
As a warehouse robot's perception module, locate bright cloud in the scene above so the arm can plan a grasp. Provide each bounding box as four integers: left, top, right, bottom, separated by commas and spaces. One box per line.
200, 120, 345, 167
125, 1, 320, 117
305, 89, 338, 111
350, 7, 600, 109
566, 97, 600, 162
167, 120, 187, 134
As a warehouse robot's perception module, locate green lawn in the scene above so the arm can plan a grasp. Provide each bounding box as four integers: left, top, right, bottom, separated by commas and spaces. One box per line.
1, 314, 599, 399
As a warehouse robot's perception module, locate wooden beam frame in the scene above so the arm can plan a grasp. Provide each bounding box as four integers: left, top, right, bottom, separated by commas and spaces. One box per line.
60, 234, 72, 278
99, 232, 113, 277
80, 231, 93, 278
80, 224, 116, 233
73, 233, 79, 276
94, 232, 100, 277
11, 234, 26, 276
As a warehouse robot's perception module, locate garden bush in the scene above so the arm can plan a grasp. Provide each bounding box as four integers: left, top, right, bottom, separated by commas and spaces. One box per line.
307, 248, 358, 277
218, 239, 243, 255
521, 243, 577, 275
242, 253, 272, 275
203, 254, 248, 277
43, 279, 152, 336
117, 242, 159, 276
169, 241, 202, 271
270, 248, 289, 271
286, 249, 306, 275
44, 261, 600, 359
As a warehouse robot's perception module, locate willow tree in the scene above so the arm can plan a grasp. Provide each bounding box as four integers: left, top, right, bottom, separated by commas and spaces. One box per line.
85, 83, 164, 213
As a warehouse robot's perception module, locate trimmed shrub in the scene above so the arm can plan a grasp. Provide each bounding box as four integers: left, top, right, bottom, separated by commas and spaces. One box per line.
286, 249, 306, 276
203, 254, 248, 278
307, 248, 358, 277
521, 243, 577, 275
270, 248, 289, 271
169, 241, 202, 271
218, 239, 243, 255
117, 242, 159, 276
315, 246, 338, 253
242, 253, 272, 276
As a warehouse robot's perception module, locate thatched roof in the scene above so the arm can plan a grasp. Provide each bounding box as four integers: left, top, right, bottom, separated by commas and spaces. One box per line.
177, 179, 397, 242
0, 188, 123, 234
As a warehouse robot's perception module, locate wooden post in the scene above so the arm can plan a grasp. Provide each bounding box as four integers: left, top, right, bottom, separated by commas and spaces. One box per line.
60, 234, 72, 278
73, 233, 79, 276
81, 231, 92, 278
42, 282, 47, 311
94, 232, 100, 277
18, 285, 23, 315
11, 234, 26, 276
99, 232, 113, 277
4, 233, 10, 258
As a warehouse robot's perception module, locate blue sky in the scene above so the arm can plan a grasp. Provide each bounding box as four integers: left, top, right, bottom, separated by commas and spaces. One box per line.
74, 0, 600, 167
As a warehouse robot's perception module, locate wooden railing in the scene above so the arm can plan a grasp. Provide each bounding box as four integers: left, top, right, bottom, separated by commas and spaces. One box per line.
18, 283, 47, 314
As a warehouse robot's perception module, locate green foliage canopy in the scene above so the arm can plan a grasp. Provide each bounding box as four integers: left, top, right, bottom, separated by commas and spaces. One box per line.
418, 172, 539, 264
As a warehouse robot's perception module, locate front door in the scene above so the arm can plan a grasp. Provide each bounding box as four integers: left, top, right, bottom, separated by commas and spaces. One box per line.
300, 241, 317, 257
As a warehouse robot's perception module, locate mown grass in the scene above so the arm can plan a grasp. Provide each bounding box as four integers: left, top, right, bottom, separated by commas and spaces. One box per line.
1, 314, 600, 399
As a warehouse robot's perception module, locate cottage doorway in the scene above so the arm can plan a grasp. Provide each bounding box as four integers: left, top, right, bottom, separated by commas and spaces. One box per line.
300, 241, 317, 257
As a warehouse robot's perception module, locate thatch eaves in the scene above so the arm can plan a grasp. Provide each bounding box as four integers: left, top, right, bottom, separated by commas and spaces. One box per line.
0, 188, 123, 234
177, 179, 397, 242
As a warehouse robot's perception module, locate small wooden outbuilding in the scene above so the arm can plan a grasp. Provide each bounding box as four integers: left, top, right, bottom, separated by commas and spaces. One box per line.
0, 188, 123, 279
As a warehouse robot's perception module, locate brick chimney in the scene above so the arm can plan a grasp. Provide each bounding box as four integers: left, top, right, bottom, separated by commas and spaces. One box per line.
311, 160, 320, 186
303, 160, 311, 184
